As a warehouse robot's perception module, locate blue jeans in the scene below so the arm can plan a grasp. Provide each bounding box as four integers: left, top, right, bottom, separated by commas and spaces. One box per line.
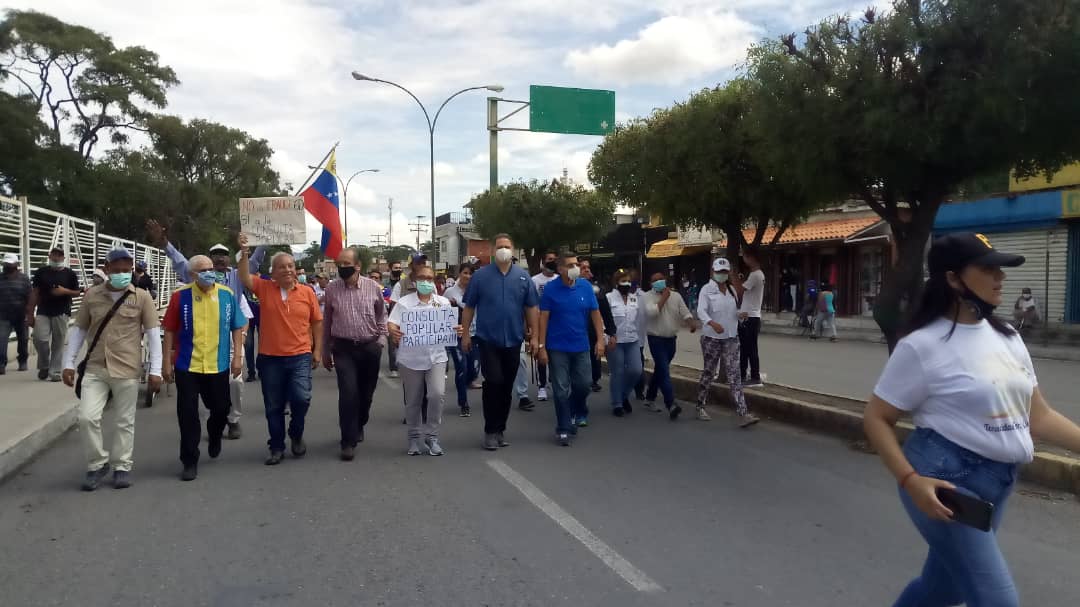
894, 428, 1020, 607
548, 350, 591, 435
608, 341, 643, 409
257, 353, 313, 452
448, 345, 479, 407
646, 335, 677, 406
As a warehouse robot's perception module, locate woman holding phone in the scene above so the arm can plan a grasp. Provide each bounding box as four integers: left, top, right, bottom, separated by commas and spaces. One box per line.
864, 233, 1080, 606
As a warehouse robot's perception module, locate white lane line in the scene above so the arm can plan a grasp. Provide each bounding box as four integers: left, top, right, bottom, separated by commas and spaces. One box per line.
487, 459, 663, 594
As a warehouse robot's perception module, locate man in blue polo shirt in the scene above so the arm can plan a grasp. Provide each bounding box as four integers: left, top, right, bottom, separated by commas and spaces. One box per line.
537, 252, 605, 446
460, 233, 539, 451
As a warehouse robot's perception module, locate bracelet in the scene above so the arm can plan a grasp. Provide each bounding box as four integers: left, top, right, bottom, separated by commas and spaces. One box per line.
899, 470, 919, 489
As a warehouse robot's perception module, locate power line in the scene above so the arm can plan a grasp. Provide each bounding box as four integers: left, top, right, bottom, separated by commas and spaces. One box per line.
409, 215, 428, 251
369, 234, 386, 249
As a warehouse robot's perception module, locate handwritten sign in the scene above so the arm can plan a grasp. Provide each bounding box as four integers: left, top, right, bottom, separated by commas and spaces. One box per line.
239, 197, 306, 245
400, 306, 458, 348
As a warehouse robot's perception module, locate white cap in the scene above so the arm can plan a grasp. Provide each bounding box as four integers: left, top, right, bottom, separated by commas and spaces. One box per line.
2, 252, 19, 265
209, 243, 229, 254
711, 258, 732, 273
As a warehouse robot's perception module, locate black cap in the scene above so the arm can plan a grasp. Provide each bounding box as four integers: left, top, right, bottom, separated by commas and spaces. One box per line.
927, 233, 1025, 275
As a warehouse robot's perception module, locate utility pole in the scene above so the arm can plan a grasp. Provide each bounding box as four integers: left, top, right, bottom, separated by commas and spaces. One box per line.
370, 234, 386, 249
409, 215, 428, 252
388, 197, 394, 247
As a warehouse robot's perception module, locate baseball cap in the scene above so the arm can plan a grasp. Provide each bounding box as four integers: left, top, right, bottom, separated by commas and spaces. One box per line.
711, 258, 732, 273
2, 252, 19, 265
135, 261, 147, 270
927, 233, 1025, 275
106, 248, 133, 263
411, 253, 428, 264
209, 243, 230, 254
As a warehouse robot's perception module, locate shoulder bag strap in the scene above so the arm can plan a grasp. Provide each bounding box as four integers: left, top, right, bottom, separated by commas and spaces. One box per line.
81, 290, 133, 364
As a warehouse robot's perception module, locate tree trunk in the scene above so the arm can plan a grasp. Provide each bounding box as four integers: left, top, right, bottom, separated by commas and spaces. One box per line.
872, 202, 940, 352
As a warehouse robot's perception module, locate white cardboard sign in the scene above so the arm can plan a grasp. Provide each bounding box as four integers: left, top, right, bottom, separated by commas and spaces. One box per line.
239, 197, 306, 245
399, 306, 459, 348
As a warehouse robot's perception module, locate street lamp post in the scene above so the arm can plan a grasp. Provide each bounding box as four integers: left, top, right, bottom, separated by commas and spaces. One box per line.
308, 166, 379, 248
351, 72, 503, 238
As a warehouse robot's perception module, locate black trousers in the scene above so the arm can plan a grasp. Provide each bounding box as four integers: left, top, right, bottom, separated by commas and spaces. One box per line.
176, 370, 230, 466
739, 317, 762, 381
332, 338, 382, 448
477, 338, 521, 434
0, 313, 29, 366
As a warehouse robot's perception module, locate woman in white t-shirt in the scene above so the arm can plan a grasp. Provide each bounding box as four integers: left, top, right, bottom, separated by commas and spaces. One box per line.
696, 258, 759, 427
388, 264, 464, 456
865, 233, 1080, 607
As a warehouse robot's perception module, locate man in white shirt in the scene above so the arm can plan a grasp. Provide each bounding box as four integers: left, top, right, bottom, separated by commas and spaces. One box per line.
642, 272, 697, 414
530, 250, 559, 402
737, 249, 765, 388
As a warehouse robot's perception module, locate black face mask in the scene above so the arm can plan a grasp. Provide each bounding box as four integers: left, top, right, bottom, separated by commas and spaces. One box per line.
544, 261, 557, 273
617, 285, 631, 295
958, 281, 996, 320
337, 266, 357, 281
391, 270, 402, 280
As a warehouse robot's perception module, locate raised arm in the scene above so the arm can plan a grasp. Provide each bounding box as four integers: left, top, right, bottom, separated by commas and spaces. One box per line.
236, 233, 254, 292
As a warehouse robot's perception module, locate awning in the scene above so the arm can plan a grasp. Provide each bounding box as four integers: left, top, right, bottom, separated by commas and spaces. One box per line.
716, 216, 885, 248
646, 239, 711, 259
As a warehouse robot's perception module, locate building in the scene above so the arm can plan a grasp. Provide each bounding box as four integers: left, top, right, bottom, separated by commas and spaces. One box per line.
432, 212, 475, 273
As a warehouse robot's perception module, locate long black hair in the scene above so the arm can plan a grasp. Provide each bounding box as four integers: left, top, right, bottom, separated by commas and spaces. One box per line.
905, 272, 1016, 340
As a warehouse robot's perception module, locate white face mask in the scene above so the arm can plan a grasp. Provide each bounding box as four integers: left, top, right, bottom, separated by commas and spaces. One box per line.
495, 247, 513, 264
713, 272, 729, 284
567, 266, 581, 281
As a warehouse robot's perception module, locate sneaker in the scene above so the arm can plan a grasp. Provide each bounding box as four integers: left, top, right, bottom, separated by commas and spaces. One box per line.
469, 380, 483, 390
112, 470, 132, 489
265, 451, 284, 465
38, 369, 48, 380
739, 414, 761, 428
459, 406, 471, 417
483, 434, 499, 451
340, 446, 356, 461
389, 370, 399, 378
407, 438, 423, 456
180, 465, 198, 481
245, 374, 257, 383
425, 437, 444, 456
557, 433, 571, 447
81, 464, 110, 491
208, 433, 222, 459
496, 432, 510, 448
290, 437, 307, 457
17, 362, 27, 372
696, 407, 712, 421
226, 422, 242, 440
644, 401, 664, 413
669, 404, 683, 421
612, 407, 625, 418
518, 398, 534, 412
830, 337, 838, 343
537, 387, 548, 401
577, 417, 589, 427
590, 382, 602, 392
49, 374, 62, 382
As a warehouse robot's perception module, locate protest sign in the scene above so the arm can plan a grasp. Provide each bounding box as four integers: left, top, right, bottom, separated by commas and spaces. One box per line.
399, 306, 458, 348
239, 197, 306, 245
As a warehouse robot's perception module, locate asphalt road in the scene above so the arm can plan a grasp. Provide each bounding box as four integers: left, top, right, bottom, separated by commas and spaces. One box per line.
2, 368, 1079, 606
672, 332, 1080, 419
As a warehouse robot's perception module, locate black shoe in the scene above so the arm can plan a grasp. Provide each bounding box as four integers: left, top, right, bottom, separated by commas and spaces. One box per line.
180, 465, 198, 481
290, 438, 307, 457
0, 367, 5, 375
622, 400, 633, 414
81, 464, 110, 491
591, 383, 602, 392
112, 470, 132, 489
265, 451, 284, 466
208, 434, 222, 459
17, 362, 27, 372
340, 446, 355, 461
245, 374, 257, 383
38, 369, 48, 380
613, 407, 625, 418
496, 432, 510, 448
557, 433, 571, 447
483, 434, 499, 451
669, 405, 683, 421
518, 398, 534, 411
226, 422, 241, 440
460, 406, 471, 417
357, 428, 365, 443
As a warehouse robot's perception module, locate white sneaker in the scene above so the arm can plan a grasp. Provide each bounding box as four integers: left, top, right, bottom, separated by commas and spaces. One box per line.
389, 370, 399, 378
696, 406, 712, 421
537, 387, 548, 401
425, 437, 444, 456
644, 401, 664, 413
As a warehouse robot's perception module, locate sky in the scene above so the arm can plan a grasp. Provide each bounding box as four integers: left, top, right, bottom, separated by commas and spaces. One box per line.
8, 0, 866, 248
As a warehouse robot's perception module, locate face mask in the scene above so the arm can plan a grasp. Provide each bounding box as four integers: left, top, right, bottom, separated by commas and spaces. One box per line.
652, 280, 666, 292
416, 280, 436, 295
49, 260, 64, 268
1022, 294, 1032, 300
337, 266, 357, 281
2, 265, 15, 275
713, 273, 729, 284
109, 272, 132, 289
958, 280, 995, 320
298, 275, 307, 284
567, 267, 581, 281
196, 270, 217, 286
391, 270, 402, 280
214, 271, 226, 284
617, 282, 631, 295
544, 261, 557, 273
495, 248, 513, 264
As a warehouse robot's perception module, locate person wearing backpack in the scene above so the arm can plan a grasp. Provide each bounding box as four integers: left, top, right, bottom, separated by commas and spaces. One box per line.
812, 282, 838, 342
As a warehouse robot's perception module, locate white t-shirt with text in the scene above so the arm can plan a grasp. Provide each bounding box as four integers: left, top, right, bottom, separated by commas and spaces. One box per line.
873, 318, 1037, 464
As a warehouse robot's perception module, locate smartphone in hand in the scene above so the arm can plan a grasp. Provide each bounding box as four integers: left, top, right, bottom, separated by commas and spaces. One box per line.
936, 487, 994, 532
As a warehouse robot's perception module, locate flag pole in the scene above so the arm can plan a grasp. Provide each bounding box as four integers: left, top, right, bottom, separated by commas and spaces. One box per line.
293, 141, 340, 196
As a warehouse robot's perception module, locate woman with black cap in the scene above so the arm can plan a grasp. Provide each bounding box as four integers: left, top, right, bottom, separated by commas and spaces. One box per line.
864, 232, 1080, 606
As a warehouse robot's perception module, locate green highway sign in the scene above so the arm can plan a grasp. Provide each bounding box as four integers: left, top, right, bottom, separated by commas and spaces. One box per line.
529, 85, 615, 136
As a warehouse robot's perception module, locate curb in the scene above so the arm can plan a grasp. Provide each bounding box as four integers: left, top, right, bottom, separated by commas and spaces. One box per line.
654, 366, 1080, 494
0, 402, 78, 484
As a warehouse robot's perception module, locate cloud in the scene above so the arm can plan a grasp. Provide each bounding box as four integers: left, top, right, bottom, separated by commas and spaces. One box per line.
434, 162, 456, 178
565, 11, 761, 86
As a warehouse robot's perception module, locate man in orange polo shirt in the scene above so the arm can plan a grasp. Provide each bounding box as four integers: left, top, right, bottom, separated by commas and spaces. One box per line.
238, 234, 323, 465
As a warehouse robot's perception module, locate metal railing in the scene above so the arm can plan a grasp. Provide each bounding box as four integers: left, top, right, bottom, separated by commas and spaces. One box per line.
0, 194, 177, 314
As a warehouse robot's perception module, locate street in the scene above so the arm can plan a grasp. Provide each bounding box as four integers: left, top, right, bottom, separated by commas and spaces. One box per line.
2, 368, 1079, 606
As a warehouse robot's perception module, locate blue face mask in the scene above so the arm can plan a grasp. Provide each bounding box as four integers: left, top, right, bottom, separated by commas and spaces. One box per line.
652, 279, 666, 292
196, 270, 217, 286
214, 271, 226, 284
109, 272, 132, 289
416, 280, 436, 295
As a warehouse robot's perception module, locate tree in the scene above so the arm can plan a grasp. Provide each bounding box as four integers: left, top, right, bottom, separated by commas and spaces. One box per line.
381, 245, 416, 265
589, 81, 828, 257
469, 179, 616, 270
746, 0, 1080, 349
419, 240, 437, 261
0, 90, 47, 195
0, 9, 178, 159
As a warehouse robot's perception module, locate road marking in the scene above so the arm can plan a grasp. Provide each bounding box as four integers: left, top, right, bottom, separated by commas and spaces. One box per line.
487, 459, 663, 593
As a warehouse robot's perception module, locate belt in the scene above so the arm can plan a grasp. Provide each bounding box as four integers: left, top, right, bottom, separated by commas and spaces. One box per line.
334, 336, 379, 347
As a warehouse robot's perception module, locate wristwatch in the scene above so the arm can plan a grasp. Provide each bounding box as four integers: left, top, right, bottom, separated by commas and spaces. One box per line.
537, 344, 545, 349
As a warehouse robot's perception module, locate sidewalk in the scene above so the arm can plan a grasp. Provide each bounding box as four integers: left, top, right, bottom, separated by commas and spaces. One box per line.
0, 340, 78, 482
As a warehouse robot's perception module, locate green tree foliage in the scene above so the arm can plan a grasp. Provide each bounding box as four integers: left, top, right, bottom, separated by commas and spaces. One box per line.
0, 90, 47, 195
746, 0, 1080, 348
381, 245, 416, 265
469, 179, 616, 269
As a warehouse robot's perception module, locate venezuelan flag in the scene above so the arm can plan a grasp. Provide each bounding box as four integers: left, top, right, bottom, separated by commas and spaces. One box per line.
301, 150, 344, 258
